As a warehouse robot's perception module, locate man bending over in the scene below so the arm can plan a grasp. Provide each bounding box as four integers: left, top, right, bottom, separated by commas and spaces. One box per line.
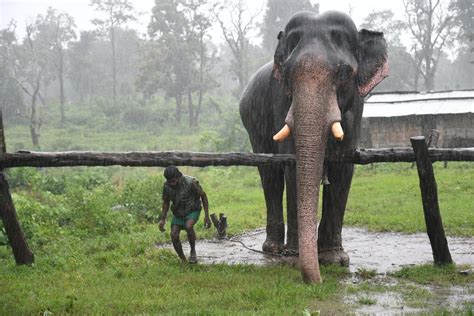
159, 166, 211, 263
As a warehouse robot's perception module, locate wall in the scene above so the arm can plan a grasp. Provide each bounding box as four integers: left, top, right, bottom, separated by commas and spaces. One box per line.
360, 113, 474, 148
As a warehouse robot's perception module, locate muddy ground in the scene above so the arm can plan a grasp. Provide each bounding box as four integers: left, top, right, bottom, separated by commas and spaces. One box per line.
156, 227, 474, 313
157, 227, 473, 272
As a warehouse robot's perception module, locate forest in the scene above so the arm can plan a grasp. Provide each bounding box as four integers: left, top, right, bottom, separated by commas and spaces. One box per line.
0, 0, 472, 151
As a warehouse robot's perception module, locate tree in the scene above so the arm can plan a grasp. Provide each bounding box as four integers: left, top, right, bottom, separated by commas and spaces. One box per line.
8, 22, 49, 148
36, 7, 76, 127
261, 0, 319, 52
90, 0, 136, 108
182, 0, 217, 126
68, 31, 98, 102
450, 0, 473, 48
0, 23, 24, 121
360, 10, 414, 91
213, 0, 260, 94
139, 0, 193, 124
404, 0, 457, 91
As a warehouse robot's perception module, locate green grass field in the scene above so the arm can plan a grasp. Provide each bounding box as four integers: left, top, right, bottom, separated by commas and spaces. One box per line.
1, 122, 473, 314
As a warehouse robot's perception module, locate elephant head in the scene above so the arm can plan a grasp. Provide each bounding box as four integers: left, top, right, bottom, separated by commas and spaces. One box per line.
271, 11, 388, 283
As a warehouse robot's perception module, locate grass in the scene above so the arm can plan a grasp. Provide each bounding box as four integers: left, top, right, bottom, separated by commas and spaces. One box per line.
1, 121, 473, 314
346, 162, 474, 236
391, 264, 474, 286
0, 234, 350, 314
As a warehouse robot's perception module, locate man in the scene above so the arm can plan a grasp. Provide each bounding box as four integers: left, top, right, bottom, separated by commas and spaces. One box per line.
159, 166, 211, 263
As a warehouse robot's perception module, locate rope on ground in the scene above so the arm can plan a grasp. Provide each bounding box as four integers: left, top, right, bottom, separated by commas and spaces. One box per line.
227, 238, 299, 257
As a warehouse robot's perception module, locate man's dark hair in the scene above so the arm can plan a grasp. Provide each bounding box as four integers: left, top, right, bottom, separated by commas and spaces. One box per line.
164, 165, 182, 180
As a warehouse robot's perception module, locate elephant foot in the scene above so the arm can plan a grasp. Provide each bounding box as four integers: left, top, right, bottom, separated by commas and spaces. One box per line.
282, 243, 299, 256
318, 247, 350, 266
262, 239, 285, 254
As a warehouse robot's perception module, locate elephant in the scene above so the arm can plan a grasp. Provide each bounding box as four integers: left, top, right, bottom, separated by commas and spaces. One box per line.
239, 10, 388, 283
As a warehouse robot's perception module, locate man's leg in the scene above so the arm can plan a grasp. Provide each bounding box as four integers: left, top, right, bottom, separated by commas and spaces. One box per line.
184, 219, 197, 263
170, 224, 187, 262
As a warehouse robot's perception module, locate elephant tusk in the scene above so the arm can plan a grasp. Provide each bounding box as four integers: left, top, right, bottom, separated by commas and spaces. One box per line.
331, 122, 344, 141
273, 124, 291, 142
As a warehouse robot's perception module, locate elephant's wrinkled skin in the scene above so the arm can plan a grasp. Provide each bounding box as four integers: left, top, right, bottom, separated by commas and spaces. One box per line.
239, 11, 388, 282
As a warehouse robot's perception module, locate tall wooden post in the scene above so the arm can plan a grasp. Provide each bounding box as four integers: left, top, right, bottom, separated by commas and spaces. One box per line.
410, 136, 452, 265
0, 110, 34, 265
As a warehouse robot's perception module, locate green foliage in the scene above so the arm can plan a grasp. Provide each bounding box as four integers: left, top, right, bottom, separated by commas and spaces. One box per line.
118, 175, 164, 222
9, 193, 65, 245
7, 168, 110, 194
392, 264, 474, 286
355, 267, 377, 280
63, 183, 135, 237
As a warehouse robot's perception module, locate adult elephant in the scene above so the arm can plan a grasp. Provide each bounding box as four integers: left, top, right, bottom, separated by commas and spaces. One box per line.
239, 11, 388, 283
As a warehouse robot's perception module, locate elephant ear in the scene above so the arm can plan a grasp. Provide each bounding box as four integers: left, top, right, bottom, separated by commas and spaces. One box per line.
357, 29, 389, 97
273, 30, 286, 83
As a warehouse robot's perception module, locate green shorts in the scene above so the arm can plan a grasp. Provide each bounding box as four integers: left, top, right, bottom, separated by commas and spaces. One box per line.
171, 210, 201, 227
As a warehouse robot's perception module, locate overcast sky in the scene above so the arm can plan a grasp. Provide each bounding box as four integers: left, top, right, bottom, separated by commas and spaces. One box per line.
1, 0, 407, 42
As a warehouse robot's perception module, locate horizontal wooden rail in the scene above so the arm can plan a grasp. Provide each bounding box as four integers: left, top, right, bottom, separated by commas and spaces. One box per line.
0, 147, 473, 168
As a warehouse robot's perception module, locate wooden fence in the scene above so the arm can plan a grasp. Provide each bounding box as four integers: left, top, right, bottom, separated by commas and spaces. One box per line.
1, 111, 473, 266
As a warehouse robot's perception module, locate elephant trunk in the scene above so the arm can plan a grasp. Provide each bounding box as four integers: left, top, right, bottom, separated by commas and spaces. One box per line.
292, 58, 341, 283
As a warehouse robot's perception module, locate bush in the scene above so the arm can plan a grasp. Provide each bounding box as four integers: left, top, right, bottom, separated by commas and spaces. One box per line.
7, 168, 111, 195
119, 175, 164, 223
65, 184, 136, 237
5, 193, 65, 246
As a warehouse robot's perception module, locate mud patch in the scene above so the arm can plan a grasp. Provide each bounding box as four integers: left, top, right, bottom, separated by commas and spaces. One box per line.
156, 227, 474, 273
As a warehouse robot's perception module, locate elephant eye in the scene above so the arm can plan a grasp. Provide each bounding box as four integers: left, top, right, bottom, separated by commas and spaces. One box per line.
287, 32, 300, 52
330, 30, 342, 45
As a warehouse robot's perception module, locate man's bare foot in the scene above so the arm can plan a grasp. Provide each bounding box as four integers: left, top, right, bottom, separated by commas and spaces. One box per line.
189, 252, 197, 264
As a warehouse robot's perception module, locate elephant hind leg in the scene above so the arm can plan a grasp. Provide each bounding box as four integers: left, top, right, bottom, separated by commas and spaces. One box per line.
258, 165, 285, 254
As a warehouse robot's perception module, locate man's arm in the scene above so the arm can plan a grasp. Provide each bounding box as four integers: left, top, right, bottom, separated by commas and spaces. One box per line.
194, 182, 211, 228
159, 198, 170, 232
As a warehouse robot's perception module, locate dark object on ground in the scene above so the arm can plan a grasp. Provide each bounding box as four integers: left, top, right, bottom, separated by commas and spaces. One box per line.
210, 213, 227, 239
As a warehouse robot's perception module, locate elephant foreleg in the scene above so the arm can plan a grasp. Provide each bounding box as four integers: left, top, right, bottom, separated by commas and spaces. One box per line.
317, 161, 354, 266
258, 165, 285, 253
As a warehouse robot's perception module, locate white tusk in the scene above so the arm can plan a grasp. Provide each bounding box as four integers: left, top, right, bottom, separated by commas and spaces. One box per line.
273, 124, 291, 142
331, 122, 344, 141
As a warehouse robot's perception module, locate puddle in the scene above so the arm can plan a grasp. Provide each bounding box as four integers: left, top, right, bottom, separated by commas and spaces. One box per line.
344, 227, 474, 273
156, 227, 474, 273
344, 290, 421, 315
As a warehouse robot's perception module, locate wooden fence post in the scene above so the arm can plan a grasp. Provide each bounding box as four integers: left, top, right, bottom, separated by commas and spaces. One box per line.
410, 136, 452, 265
0, 110, 34, 265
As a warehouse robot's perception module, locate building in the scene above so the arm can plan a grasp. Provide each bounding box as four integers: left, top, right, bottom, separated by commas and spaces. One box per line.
361, 90, 474, 148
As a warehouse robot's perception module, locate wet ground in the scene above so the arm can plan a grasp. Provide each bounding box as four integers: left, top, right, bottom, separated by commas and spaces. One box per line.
156, 227, 474, 314
157, 227, 474, 273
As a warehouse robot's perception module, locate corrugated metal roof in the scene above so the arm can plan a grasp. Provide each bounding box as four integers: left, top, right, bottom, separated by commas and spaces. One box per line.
363, 90, 474, 118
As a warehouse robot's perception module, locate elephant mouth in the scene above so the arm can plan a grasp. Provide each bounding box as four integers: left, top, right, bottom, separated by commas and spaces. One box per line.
273, 98, 344, 143
273, 121, 343, 142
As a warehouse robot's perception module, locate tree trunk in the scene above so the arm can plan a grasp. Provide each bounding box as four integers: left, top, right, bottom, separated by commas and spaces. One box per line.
29, 74, 41, 149
29, 125, 40, 148
196, 88, 203, 127
175, 94, 182, 123
111, 27, 117, 108
59, 50, 65, 128
188, 91, 196, 127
